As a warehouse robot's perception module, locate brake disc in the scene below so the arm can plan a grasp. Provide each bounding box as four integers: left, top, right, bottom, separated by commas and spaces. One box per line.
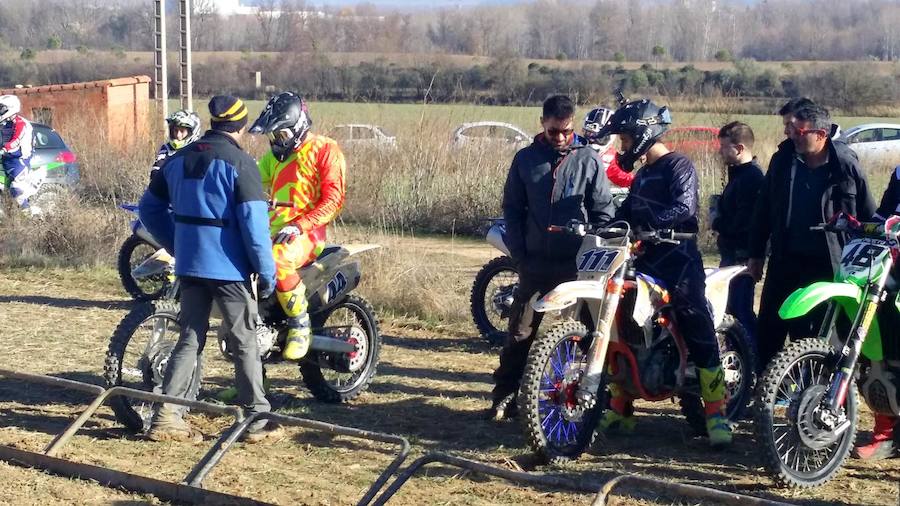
796, 384, 843, 450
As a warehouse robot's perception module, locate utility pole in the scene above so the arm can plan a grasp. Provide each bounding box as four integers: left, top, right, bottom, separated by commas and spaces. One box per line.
154, 0, 194, 130
153, 0, 168, 131
178, 0, 193, 111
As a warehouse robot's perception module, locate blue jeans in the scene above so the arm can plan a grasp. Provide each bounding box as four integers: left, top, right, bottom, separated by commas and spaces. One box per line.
720, 257, 758, 347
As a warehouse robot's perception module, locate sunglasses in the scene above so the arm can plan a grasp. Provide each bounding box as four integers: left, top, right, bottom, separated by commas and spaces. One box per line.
546, 128, 574, 137
789, 124, 827, 137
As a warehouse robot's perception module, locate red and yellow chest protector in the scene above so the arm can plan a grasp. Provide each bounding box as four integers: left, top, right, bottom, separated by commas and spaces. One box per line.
258, 133, 347, 237
259, 134, 347, 288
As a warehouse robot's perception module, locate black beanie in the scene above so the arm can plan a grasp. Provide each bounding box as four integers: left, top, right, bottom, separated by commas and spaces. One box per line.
208, 95, 248, 133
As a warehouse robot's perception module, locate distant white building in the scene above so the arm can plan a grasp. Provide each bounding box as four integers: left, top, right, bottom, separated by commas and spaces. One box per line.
195, 0, 329, 19
196, 0, 257, 16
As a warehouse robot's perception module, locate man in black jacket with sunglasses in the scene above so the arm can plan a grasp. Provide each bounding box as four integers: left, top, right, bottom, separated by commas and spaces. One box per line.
486, 95, 615, 420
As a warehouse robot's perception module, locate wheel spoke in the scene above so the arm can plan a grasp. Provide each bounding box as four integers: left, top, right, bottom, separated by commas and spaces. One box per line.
553, 346, 564, 377
541, 409, 556, 431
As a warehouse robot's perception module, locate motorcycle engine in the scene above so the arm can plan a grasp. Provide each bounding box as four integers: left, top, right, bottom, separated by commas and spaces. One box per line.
218, 322, 280, 361
616, 285, 646, 347
859, 359, 900, 416
638, 340, 680, 396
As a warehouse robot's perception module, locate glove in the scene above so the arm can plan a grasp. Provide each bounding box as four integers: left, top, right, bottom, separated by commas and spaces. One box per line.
257, 274, 276, 299
273, 225, 301, 244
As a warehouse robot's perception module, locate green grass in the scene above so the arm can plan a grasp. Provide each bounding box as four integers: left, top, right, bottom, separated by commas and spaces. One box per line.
169, 99, 891, 137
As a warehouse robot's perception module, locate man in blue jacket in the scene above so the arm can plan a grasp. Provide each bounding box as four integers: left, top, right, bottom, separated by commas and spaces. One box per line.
139, 96, 281, 443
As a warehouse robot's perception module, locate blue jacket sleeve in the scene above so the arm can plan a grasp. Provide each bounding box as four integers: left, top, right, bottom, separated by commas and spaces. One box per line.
651, 157, 696, 229
233, 156, 276, 281
138, 169, 175, 253
236, 200, 276, 281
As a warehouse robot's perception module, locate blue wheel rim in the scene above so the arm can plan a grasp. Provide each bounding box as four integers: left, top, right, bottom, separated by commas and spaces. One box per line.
537, 337, 584, 447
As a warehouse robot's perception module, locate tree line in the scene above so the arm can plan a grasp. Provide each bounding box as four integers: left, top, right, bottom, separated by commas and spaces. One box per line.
2, 48, 897, 115
2, 0, 900, 63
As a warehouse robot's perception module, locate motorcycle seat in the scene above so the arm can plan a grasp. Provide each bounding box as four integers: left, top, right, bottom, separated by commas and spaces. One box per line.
300, 244, 343, 269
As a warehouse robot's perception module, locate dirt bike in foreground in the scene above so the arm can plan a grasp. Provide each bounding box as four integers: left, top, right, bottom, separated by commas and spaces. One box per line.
518, 220, 755, 462
755, 213, 900, 488
104, 241, 382, 432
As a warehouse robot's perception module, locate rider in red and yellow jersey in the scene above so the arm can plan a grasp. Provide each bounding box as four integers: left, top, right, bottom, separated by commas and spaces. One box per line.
250, 93, 347, 360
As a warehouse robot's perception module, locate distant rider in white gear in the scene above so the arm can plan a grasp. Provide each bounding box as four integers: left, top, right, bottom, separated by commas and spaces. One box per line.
152, 110, 202, 175
0, 95, 37, 211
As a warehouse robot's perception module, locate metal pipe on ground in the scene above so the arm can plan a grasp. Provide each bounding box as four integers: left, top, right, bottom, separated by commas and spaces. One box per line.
370, 453, 795, 506
185, 410, 412, 506
0, 368, 411, 506
0, 444, 269, 505
42, 384, 243, 457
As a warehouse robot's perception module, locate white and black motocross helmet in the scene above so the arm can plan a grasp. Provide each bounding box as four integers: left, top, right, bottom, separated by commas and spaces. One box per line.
250, 92, 312, 162
0, 95, 21, 123
165, 109, 202, 150
595, 99, 671, 171
582, 107, 615, 149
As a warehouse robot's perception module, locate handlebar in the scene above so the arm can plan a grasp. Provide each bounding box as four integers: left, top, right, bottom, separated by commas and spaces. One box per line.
810, 221, 889, 237
547, 221, 695, 244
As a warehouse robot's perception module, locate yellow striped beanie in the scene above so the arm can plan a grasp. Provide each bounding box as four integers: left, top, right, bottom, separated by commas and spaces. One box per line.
208, 95, 249, 133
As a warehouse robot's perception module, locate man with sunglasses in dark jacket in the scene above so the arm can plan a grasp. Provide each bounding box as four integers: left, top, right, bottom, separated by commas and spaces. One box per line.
486, 95, 615, 420
748, 104, 876, 374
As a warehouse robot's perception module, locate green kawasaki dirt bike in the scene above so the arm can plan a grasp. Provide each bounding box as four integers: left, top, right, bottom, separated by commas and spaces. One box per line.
755, 212, 900, 487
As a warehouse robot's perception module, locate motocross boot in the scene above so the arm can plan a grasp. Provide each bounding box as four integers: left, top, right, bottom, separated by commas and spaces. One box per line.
853, 414, 898, 460
278, 287, 312, 360
598, 383, 636, 434
699, 366, 732, 447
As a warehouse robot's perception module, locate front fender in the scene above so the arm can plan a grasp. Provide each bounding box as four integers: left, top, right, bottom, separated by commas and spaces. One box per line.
778, 282, 862, 320
532, 280, 606, 313
779, 281, 884, 361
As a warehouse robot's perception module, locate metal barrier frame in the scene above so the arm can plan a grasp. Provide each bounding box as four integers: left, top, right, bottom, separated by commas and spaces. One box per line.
0, 368, 797, 506
0, 369, 410, 505
369, 453, 795, 506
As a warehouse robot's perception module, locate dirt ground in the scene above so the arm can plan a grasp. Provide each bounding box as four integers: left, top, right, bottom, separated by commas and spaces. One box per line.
0, 236, 897, 506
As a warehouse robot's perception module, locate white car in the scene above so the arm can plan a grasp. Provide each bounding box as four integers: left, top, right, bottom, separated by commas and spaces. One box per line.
840, 123, 900, 160
328, 124, 397, 148
452, 121, 531, 150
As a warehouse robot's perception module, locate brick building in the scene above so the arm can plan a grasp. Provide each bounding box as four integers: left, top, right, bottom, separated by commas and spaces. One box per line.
0, 76, 152, 150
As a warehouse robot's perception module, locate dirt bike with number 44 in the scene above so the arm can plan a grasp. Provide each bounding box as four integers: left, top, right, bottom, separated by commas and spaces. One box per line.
104, 201, 383, 432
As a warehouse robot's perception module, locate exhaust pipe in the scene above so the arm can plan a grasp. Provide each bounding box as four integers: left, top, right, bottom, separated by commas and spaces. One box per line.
310, 335, 356, 354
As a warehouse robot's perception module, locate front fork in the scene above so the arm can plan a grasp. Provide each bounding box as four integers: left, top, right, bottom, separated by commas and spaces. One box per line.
825, 289, 882, 414
576, 271, 625, 406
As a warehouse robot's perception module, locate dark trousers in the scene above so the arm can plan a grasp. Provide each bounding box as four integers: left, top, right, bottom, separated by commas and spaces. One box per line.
756, 255, 833, 374
720, 256, 758, 344
637, 247, 720, 369
491, 260, 576, 402
162, 276, 270, 416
